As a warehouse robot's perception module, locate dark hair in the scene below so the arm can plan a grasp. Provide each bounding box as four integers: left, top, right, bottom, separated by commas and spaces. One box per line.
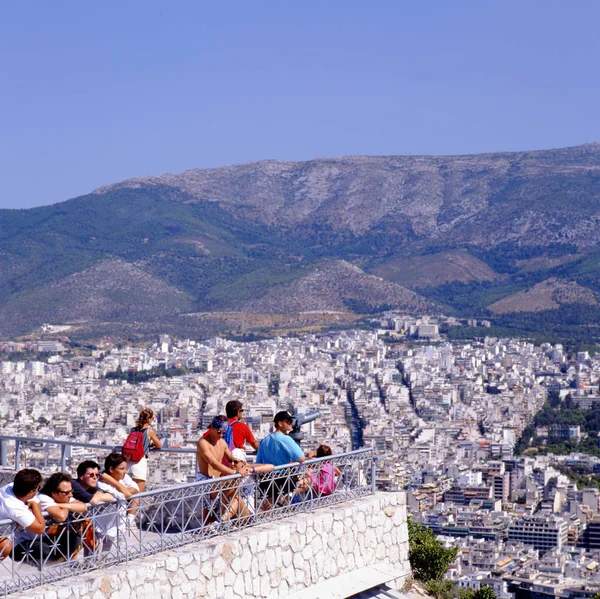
76, 460, 100, 478
226, 400, 243, 419
137, 408, 154, 428
316, 445, 332, 458
104, 452, 127, 473
40, 472, 72, 497
13, 469, 42, 498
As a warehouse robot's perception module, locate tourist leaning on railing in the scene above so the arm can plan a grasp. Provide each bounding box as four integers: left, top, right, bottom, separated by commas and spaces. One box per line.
72, 461, 116, 505
98, 453, 139, 500
196, 417, 252, 521
256, 411, 316, 508
306, 445, 342, 496
93, 453, 139, 551
38, 472, 87, 522
0, 469, 45, 560
229, 447, 274, 516
18, 472, 90, 561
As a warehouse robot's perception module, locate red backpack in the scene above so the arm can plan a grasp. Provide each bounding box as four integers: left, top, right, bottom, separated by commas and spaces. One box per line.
122, 430, 146, 462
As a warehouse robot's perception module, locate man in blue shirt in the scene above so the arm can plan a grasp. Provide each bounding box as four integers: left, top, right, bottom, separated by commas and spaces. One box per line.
257, 411, 315, 507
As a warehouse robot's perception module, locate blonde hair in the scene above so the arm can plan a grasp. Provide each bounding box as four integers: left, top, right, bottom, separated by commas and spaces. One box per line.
137, 408, 154, 428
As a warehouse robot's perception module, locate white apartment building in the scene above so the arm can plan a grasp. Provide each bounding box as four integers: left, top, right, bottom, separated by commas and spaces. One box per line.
507, 516, 568, 554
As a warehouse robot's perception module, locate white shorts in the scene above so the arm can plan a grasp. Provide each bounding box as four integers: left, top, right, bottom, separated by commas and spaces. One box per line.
128, 456, 148, 481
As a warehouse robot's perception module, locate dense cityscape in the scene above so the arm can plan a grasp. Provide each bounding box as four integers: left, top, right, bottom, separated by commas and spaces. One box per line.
4, 317, 600, 596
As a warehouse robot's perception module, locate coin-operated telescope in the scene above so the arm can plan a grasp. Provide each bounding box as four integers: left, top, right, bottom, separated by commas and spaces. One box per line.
289, 410, 321, 445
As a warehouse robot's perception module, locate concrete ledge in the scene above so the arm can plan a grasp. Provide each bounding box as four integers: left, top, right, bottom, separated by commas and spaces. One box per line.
15, 492, 410, 599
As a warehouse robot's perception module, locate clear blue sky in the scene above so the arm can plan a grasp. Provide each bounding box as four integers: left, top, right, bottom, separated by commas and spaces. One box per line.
1, 1, 599, 209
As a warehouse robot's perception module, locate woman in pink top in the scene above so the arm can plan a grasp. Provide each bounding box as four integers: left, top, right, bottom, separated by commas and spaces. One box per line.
309, 445, 342, 496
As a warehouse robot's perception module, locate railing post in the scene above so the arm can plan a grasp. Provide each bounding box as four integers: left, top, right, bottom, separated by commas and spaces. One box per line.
0, 440, 7, 467
60, 444, 70, 472
15, 440, 21, 471
371, 450, 377, 494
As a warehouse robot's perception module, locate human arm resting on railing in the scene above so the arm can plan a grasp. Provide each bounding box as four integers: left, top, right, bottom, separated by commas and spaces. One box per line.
45, 499, 87, 523
89, 491, 116, 505
100, 474, 137, 499
26, 500, 46, 535
300, 450, 316, 463
250, 463, 274, 474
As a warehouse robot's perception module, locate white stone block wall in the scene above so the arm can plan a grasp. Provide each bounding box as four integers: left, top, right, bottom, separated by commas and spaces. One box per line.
14, 492, 409, 599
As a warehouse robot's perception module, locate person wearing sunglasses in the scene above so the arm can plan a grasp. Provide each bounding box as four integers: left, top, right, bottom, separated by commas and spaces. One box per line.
230, 448, 274, 515
38, 472, 87, 522
256, 411, 316, 509
72, 461, 115, 505
196, 417, 249, 481
16, 472, 90, 562
225, 400, 259, 452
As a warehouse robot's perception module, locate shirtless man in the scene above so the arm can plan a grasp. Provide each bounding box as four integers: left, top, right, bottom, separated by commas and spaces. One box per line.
196, 417, 250, 521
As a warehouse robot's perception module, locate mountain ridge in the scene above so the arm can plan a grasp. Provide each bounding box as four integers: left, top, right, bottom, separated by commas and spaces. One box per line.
3, 144, 600, 340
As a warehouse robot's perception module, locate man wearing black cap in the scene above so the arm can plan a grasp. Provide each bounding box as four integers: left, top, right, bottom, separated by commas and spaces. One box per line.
256, 411, 316, 507
257, 411, 312, 466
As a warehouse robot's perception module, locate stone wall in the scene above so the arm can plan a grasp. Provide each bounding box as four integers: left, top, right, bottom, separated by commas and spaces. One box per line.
16, 492, 409, 599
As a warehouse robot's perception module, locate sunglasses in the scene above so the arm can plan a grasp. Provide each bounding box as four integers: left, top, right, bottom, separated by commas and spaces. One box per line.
56, 489, 73, 496
85, 472, 99, 478
231, 460, 242, 465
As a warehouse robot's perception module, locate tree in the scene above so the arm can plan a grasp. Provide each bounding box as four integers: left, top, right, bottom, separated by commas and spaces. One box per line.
458, 586, 496, 599
473, 586, 497, 599
426, 579, 456, 599
548, 388, 561, 408
408, 517, 459, 583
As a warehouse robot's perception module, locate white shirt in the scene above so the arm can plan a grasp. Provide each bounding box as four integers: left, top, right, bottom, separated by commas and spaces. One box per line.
0, 483, 40, 544
95, 474, 138, 540
97, 473, 139, 501
0, 483, 37, 529
37, 493, 78, 514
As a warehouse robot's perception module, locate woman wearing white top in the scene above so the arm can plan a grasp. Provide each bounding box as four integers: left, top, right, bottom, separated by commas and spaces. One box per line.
95, 453, 139, 551
98, 453, 139, 500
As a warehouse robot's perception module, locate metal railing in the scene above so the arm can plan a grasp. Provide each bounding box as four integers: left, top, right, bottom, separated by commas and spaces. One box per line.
0, 448, 374, 596
0, 434, 197, 476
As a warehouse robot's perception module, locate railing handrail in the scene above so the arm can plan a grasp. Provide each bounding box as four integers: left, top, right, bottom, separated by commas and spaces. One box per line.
0, 446, 375, 519
0, 434, 196, 454
271, 447, 374, 471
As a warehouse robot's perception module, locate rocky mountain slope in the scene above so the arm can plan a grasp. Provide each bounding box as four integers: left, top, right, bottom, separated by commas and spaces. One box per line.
0, 260, 194, 334
371, 250, 499, 289
241, 260, 432, 314
97, 143, 600, 249
2, 144, 600, 339
488, 278, 599, 314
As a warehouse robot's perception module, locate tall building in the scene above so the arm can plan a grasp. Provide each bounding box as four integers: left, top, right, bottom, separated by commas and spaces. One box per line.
581, 516, 600, 550
492, 472, 510, 502
507, 516, 568, 554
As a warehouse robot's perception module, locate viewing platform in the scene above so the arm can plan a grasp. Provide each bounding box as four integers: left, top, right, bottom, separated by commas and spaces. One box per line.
0, 436, 410, 598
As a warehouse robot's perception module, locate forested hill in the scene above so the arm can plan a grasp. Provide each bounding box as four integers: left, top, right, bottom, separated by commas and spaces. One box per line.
3, 144, 600, 341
